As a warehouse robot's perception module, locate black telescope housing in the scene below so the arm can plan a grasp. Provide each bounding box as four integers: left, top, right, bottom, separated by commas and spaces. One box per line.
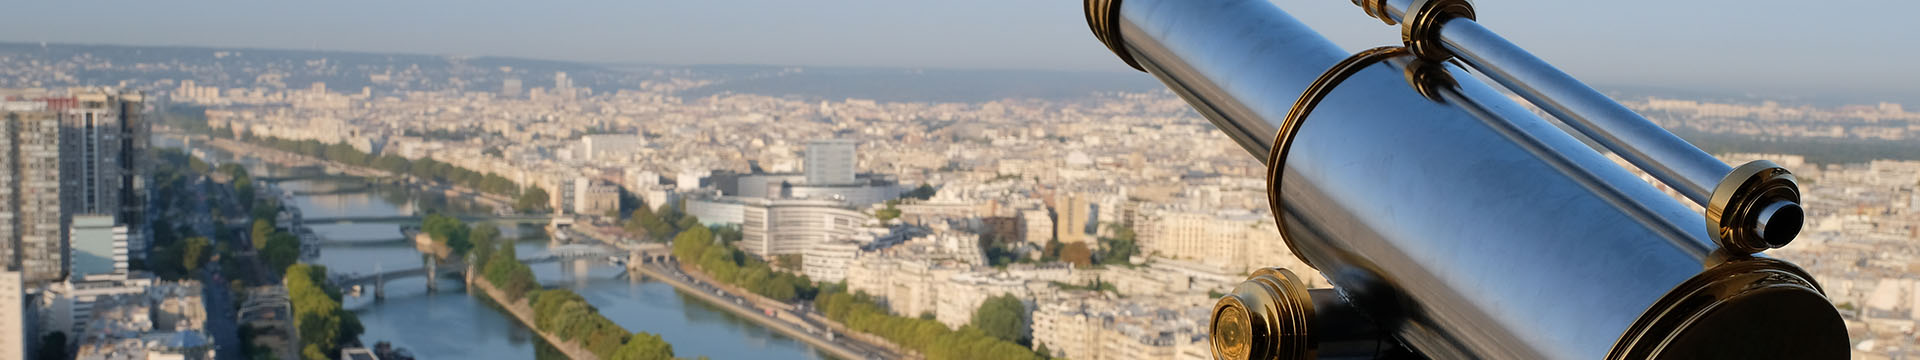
1082, 0, 1849, 359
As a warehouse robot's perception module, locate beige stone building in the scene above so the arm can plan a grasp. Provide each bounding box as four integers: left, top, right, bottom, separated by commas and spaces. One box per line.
1139, 209, 1320, 284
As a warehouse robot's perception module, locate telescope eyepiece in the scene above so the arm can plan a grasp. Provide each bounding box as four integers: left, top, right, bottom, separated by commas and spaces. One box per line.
1755, 200, 1802, 248
1212, 268, 1313, 360
1709, 160, 1804, 253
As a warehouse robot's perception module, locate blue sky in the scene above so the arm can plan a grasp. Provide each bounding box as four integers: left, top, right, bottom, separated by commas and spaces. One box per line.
1, 0, 1914, 101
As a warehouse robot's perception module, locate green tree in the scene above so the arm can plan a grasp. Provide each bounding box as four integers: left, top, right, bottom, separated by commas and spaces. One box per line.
626, 204, 675, 241
483, 251, 538, 300
712, 225, 743, 244
516, 187, 552, 213
371, 154, 411, 173
286, 264, 363, 359
251, 219, 275, 251
775, 254, 804, 272
610, 332, 675, 360
421, 213, 473, 257
904, 183, 938, 200
262, 233, 300, 274
181, 237, 211, 274
251, 196, 283, 226
1099, 223, 1139, 265
810, 287, 1044, 360
622, 205, 655, 233
875, 204, 902, 222
469, 224, 503, 264
656, 202, 685, 227
675, 215, 702, 234
970, 295, 1028, 343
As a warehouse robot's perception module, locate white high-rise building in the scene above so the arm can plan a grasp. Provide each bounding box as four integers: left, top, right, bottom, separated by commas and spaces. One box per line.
553, 72, 572, 91
0, 270, 24, 360
804, 139, 857, 186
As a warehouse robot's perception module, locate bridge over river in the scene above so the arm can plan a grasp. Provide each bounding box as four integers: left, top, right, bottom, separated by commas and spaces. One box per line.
329, 244, 630, 299
255, 173, 377, 183
302, 214, 553, 226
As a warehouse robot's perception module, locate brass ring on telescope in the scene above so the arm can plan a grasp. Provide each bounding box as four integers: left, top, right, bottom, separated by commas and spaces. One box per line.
1401, 0, 1476, 61
1266, 46, 1411, 269
1362, 0, 1398, 25
1084, 0, 1144, 72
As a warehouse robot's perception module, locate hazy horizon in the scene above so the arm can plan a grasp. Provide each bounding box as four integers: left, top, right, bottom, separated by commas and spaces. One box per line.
3, 0, 1915, 103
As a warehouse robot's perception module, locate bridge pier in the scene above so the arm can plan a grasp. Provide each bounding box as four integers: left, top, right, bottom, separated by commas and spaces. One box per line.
374, 271, 385, 301
425, 256, 439, 293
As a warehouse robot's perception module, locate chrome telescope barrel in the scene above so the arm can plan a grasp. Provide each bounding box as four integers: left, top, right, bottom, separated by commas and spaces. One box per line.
1083, 0, 1848, 359
1344, 0, 1804, 254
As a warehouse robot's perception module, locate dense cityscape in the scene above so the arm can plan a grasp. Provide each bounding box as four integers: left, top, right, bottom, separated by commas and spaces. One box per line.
0, 40, 1916, 360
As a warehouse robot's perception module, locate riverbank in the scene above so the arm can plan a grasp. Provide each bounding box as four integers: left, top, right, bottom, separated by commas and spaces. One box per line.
190, 132, 517, 212
572, 225, 904, 359
164, 134, 822, 359
467, 271, 601, 360
627, 262, 870, 360
673, 266, 911, 358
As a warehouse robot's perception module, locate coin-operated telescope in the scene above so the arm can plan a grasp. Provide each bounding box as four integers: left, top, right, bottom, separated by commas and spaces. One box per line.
1081, 0, 1848, 358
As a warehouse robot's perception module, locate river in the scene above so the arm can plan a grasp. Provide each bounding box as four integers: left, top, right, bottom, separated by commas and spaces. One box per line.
158, 135, 827, 359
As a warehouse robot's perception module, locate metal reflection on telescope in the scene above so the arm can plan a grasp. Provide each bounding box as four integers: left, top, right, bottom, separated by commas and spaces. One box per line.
1080, 0, 1848, 358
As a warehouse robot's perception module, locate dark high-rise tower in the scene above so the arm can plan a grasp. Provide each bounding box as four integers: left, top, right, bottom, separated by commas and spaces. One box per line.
0, 88, 143, 284
2, 96, 66, 283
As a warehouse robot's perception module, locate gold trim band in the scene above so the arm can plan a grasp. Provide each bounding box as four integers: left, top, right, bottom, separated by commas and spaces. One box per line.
1265, 46, 1412, 269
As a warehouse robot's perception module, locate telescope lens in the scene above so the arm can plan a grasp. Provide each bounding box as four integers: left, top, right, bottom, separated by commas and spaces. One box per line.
1211, 302, 1253, 360
1756, 201, 1802, 248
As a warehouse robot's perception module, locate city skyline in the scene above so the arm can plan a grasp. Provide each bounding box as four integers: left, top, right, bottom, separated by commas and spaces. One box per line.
3, 2, 1916, 358
0, 0, 1914, 103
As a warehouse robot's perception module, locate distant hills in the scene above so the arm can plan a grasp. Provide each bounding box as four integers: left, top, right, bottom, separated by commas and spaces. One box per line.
5, 41, 1909, 105
0, 41, 621, 92
671, 65, 1164, 103
0, 42, 1162, 103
